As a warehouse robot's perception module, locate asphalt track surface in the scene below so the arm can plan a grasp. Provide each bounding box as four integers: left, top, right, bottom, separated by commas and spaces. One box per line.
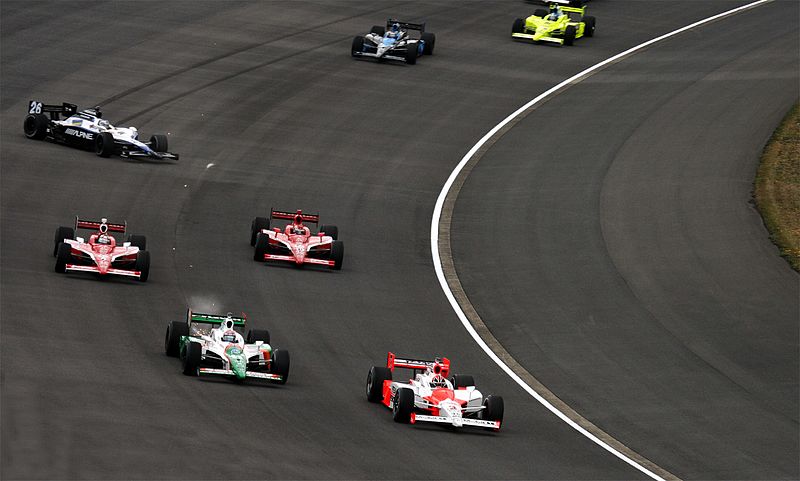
0, 1, 796, 480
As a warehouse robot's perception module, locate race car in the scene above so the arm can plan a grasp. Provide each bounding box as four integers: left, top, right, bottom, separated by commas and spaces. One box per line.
164, 309, 290, 384
251, 208, 343, 270
23, 100, 178, 160
53, 217, 150, 281
352, 19, 435, 65
366, 352, 504, 431
512, 1, 596, 46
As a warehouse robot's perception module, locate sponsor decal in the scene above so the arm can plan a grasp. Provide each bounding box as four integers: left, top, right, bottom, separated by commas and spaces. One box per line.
64, 128, 93, 140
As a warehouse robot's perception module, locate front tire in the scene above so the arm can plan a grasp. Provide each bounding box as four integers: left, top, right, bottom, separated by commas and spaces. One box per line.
182, 341, 202, 376
135, 250, 150, 282
24, 113, 49, 140
329, 240, 343, 270
366, 366, 392, 402
250, 217, 269, 246
512, 18, 525, 35
270, 349, 290, 384
254, 233, 269, 261
54, 226, 75, 256
55, 242, 71, 273
165, 321, 189, 357
405, 43, 417, 65
149, 134, 168, 152
392, 387, 414, 423
563, 25, 577, 46
582, 16, 596, 37
351, 35, 365, 56
95, 131, 115, 157
420, 32, 435, 55
481, 395, 504, 429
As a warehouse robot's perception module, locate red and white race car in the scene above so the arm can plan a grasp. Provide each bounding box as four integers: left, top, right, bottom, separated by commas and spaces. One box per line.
53, 217, 150, 281
250, 208, 343, 270
366, 352, 504, 431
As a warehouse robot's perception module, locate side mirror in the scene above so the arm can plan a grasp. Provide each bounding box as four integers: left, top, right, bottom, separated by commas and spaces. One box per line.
123, 241, 131, 247
255, 340, 263, 346
76, 236, 85, 243
273, 227, 280, 233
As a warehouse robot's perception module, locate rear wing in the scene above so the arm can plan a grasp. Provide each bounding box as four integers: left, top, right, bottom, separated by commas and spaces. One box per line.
28, 100, 77, 120
546, 1, 586, 14
75, 217, 126, 234
386, 18, 426, 32
387, 352, 450, 376
187, 308, 247, 327
270, 208, 320, 225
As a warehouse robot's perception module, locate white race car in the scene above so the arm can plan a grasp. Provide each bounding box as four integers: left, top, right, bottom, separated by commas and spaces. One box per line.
23, 100, 178, 160
351, 19, 435, 65
165, 310, 290, 384
366, 352, 504, 430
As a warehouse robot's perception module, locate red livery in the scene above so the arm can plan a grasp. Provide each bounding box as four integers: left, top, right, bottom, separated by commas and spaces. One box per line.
250, 208, 343, 270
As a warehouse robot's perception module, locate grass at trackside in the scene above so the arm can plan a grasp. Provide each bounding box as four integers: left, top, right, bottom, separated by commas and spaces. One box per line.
753, 103, 800, 272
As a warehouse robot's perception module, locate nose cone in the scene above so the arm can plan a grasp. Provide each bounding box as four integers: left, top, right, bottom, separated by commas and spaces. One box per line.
226, 346, 247, 380
292, 242, 306, 264
96, 255, 111, 274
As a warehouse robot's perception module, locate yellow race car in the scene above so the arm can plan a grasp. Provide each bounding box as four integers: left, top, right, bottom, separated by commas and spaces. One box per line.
512, 2, 596, 46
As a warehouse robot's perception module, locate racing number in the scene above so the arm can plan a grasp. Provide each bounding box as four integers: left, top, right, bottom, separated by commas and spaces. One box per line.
28, 101, 42, 114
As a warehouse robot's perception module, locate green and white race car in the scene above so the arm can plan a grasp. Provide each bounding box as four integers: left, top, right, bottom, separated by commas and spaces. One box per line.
164, 309, 290, 384
512, 1, 596, 46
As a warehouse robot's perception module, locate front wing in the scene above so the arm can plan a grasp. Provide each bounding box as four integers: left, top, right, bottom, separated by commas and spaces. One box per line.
64, 264, 142, 278
410, 413, 500, 429
199, 368, 284, 382
260, 252, 335, 267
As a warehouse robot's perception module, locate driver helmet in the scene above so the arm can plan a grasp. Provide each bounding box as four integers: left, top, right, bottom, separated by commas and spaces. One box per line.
96, 234, 111, 245
549, 5, 561, 19
221, 331, 238, 343
98, 119, 110, 130
291, 215, 305, 234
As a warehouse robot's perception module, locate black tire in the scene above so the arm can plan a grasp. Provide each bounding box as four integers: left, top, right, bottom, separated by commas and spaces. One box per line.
582, 16, 596, 37
534, 9, 548, 18
95, 131, 115, 157
165, 321, 189, 357
182, 341, 202, 376
270, 349, 290, 384
512, 18, 525, 35
563, 25, 577, 46
135, 250, 150, 282
369, 25, 385, 36
23, 113, 49, 140
250, 216, 270, 246
351, 35, 365, 56
420, 32, 435, 55
366, 366, 392, 402
246, 328, 271, 344
329, 240, 343, 270
126, 234, 147, 250
450, 374, 475, 389
54, 226, 74, 256
404, 43, 417, 65
254, 233, 269, 261
319, 224, 338, 240
392, 387, 414, 423
149, 134, 168, 152
55, 242, 71, 273
481, 395, 504, 428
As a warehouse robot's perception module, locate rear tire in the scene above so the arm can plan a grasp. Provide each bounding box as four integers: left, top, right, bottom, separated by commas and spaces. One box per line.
534, 9, 548, 18
563, 25, 577, 46
450, 374, 475, 389
95, 131, 115, 157
319, 224, 338, 240
55, 242, 71, 273
405, 43, 417, 65
250, 217, 270, 246
246, 328, 271, 344
369, 25, 385, 36
135, 250, 150, 282
329, 240, 343, 270
24, 113, 49, 140
420, 32, 435, 55
582, 16, 596, 37
126, 234, 146, 250
392, 387, 414, 423
165, 321, 189, 357
351, 35, 365, 56
481, 395, 504, 429
366, 366, 392, 402
512, 18, 525, 34
54, 226, 74, 256
254, 233, 269, 261
270, 349, 290, 384
149, 134, 168, 152
182, 341, 202, 376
